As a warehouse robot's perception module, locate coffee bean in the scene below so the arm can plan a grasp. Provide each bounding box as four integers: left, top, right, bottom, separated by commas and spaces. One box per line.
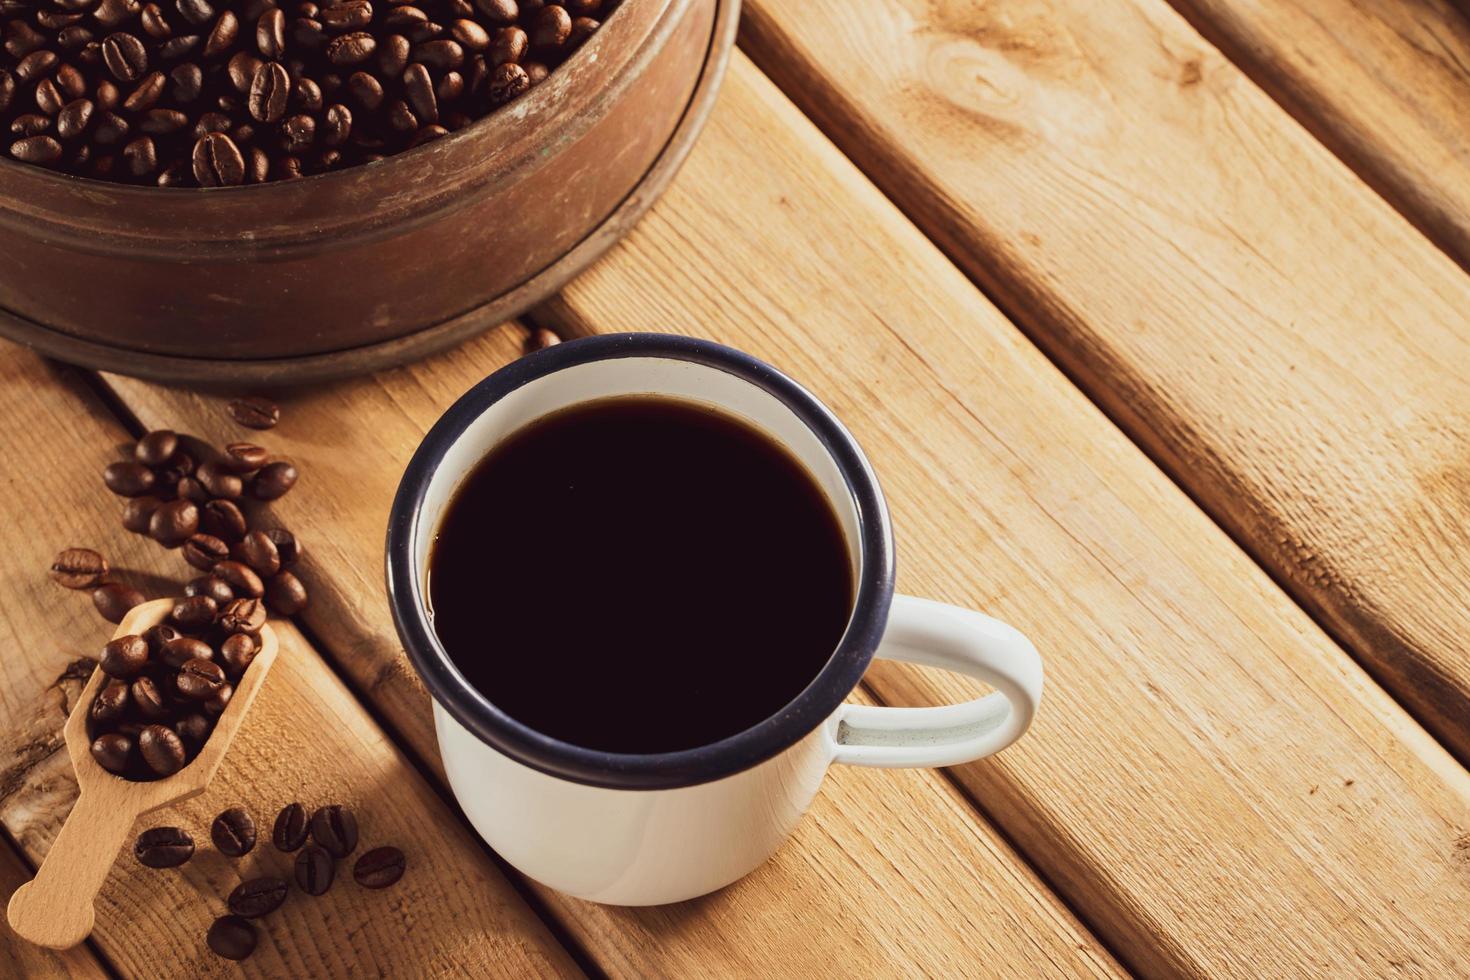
219, 631, 257, 677
117, 497, 157, 537
197, 460, 244, 499
170, 61, 203, 101
221, 442, 269, 473
247, 60, 289, 122
322, 0, 372, 31
102, 32, 149, 82
488, 62, 528, 104
177, 656, 226, 700
150, 498, 199, 547
135, 826, 194, 867
157, 447, 197, 483
294, 843, 334, 895
251, 461, 298, 500
93, 582, 146, 623
229, 876, 287, 918
317, 102, 350, 146
344, 69, 382, 109
138, 723, 186, 775
255, 7, 286, 58
175, 711, 211, 748
309, 804, 358, 858
91, 732, 134, 774
121, 135, 157, 176
204, 10, 239, 57
201, 498, 248, 541
143, 622, 181, 655
204, 681, 234, 714
131, 676, 170, 719
185, 574, 235, 604
227, 50, 261, 91
34, 79, 65, 116
161, 634, 213, 668
487, 25, 525, 65
104, 460, 157, 497
474, 0, 517, 22
228, 395, 279, 429
326, 31, 376, 65
101, 635, 150, 678
281, 112, 316, 151
230, 530, 279, 577
158, 33, 202, 59
414, 39, 462, 69
220, 596, 267, 633
192, 131, 245, 186
207, 915, 257, 960
262, 527, 301, 566
92, 110, 130, 145
183, 533, 231, 571
272, 801, 309, 850
170, 593, 218, 630
265, 569, 309, 615
133, 429, 178, 466
377, 32, 410, 75
529, 4, 569, 47
14, 50, 59, 84
568, 15, 597, 47
437, 70, 464, 102
215, 560, 265, 599
92, 679, 130, 725
49, 547, 108, 589
212, 806, 257, 856
384, 5, 428, 30
386, 98, 415, 132
353, 846, 406, 888
451, 18, 489, 50
402, 62, 436, 122
526, 326, 560, 353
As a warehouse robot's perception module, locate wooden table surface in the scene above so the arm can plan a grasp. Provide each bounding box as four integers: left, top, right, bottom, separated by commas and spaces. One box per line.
2, 1, 1468, 976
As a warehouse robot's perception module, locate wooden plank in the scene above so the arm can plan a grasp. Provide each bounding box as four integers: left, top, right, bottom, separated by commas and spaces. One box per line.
737, 0, 1470, 763
0, 841, 110, 979
1166, 0, 1470, 272
0, 351, 579, 977
104, 338, 1123, 978
522, 58, 1470, 976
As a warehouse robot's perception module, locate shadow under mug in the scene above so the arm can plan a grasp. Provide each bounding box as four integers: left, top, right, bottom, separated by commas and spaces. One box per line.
386, 333, 1044, 905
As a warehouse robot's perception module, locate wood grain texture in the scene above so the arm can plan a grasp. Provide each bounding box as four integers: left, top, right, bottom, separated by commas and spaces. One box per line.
737, 0, 1470, 763
0, 841, 110, 978
104, 335, 1122, 978
528, 57, 1470, 976
1165, 0, 1470, 273
0, 349, 578, 978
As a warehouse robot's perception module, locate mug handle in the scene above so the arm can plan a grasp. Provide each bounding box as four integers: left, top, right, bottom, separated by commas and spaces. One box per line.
832, 595, 1043, 767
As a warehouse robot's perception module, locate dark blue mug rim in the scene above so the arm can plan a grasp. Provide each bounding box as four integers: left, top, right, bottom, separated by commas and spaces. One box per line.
385, 333, 895, 790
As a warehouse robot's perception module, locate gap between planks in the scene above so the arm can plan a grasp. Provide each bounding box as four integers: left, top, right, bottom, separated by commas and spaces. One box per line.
736, 0, 1470, 768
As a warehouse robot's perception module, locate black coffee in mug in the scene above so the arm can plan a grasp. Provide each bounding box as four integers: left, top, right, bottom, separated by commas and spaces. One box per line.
427, 396, 854, 754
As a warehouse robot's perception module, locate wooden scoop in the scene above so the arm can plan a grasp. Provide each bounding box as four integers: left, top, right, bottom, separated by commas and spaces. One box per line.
7, 598, 278, 949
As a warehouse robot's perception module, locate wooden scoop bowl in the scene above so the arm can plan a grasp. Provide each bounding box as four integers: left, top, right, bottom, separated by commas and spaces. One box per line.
7, 598, 278, 949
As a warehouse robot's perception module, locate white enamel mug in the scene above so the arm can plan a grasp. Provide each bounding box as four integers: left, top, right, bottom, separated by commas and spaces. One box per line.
387, 334, 1043, 906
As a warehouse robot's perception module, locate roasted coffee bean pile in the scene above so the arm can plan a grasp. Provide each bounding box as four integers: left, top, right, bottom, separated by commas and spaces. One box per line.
101, 426, 309, 618
0, 0, 613, 185
135, 803, 405, 960
87, 590, 265, 778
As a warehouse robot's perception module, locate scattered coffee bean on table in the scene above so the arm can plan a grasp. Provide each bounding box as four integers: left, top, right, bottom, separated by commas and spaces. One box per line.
92, 582, 146, 624
102, 430, 309, 616
310, 803, 358, 858
227, 396, 280, 430
2, 0, 614, 187
272, 801, 309, 851
48, 547, 109, 590
227, 876, 288, 918
294, 843, 335, 896
353, 845, 406, 889
211, 806, 257, 856
207, 915, 257, 961
134, 826, 195, 868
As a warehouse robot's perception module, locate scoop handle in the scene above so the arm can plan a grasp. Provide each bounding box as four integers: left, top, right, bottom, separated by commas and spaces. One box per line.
7, 789, 139, 949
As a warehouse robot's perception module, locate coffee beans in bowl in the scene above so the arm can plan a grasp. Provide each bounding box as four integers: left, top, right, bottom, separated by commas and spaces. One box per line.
1, 0, 614, 186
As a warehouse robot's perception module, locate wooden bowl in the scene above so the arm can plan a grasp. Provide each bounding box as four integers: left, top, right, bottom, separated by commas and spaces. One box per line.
0, 0, 736, 384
